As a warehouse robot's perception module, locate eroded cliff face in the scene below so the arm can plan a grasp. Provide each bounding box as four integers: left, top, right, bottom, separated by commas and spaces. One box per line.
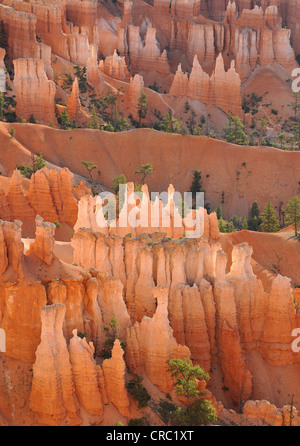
29, 303, 130, 425
0, 182, 299, 425
203, 0, 300, 56
0, 0, 297, 131
2, 0, 91, 66
119, 0, 296, 83
0, 2, 53, 78
243, 399, 300, 426
14, 58, 57, 124
71, 199, 300, 406
170, 53, 242, 117
0, 168, 79, 234
67, 77, 90, 124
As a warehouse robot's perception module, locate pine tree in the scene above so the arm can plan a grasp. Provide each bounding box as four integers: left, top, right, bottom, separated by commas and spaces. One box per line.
112, 173, 127, 211
284, 196, 300, 237
190, 168, 202, 196
257, 118, 268, 146
159, 111, 182, 134
33, 152, 46, 173
166, 358, 217, 426
112, 174, 127, 194
228, 221, 235, 233
261, 200, 280, 232
242, 216, 248, 230
137, 92, 148, 127
218, 217, 227, 233
81, 160, 100, 191
88, 106, 100, 129
17, 152, 46, 179
215, 204, 222, 220
0, 20, 7, 49
248, 200, 261, 231
135, 163, 153, 184
278, 133, 286, 149
60, 108, 71, 129
225, 114, 248, 145
288, 93, 300, 150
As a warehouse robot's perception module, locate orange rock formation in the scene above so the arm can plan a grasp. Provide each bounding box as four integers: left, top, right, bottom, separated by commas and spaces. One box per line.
14, 58, 56, 124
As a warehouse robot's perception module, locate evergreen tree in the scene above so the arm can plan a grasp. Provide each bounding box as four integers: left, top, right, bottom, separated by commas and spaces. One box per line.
215, 204, 222, 220
231, 215, 242, 230
137, 92, 148, 127
166, 358, 217, 426
278, 133, 286, 149
186, 109, 197, 135
112, 173, 127, 211
100, 317, 126, 359
60, 108, 71, 129
218, 218, 234, 233
218, 217, 227, 233
248, 200, 261, 231
284, 196, 300, 237
112, 173, 127, 195
257, 118, 268, 146
81, 160, 100, 191
167, 358, 209, 402
158, 111, 182, 134
107, 92, 117, 123
114, 116, 130, 132
242, 216, 248, 230
288, 93, 300, 150
189, 168, 210, 211
190, 168, 202, 198
17, 152, 46, 179
228, 220, 235, 233
88, 106, 100, 129
9, 127, 15, 138
33, 152, 47, 173
135, 163, 153, 184
225, 114, 248, 145
261, 200, 280, 232
74, 65, 89, 94
0, 20, 7, 49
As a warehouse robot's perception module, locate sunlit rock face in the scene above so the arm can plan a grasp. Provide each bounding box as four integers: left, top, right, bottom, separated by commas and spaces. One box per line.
0, 168, 78, 230
14, 58, 56, 124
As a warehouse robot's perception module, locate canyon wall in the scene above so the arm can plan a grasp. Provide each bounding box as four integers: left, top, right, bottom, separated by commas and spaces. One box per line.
71, 206, 300, 403
14, 58, 57, 124
0, 0, 297, 126
170, 54, 242, 117
0, 168, 79, 229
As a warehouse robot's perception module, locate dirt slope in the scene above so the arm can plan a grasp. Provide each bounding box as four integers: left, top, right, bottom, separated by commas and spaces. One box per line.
1, 123, 300, 220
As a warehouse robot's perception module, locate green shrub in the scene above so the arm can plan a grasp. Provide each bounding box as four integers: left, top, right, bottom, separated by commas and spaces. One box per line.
128, 417, 149, 426
157, 399, 177, 424
9, 127, 15, 138
17, 152, 46, 179
126, 374, 150, 409
170, 399, 217, 426
100, 317, 126, 359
